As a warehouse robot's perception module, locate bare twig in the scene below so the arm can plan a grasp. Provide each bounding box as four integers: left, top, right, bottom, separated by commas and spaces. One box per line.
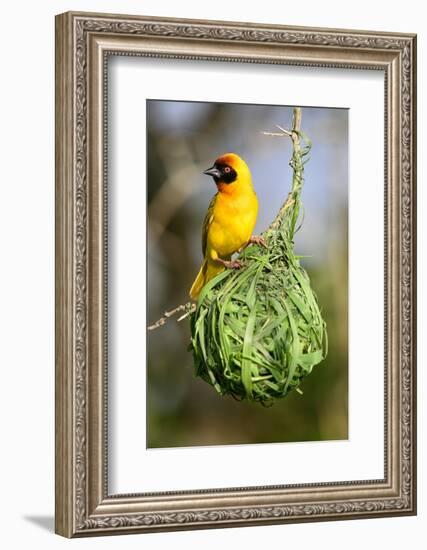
275, 124, 293, 135
261, 124, 292, 138
261, 131, 287, 137
177, 306, 196, 322
265, 107, 303, 232
147, 302, 195, 331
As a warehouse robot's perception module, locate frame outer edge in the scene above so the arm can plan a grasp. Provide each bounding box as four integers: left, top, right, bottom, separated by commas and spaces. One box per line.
413, 34, 417, 514
409, 34, 417, 514
62, 10, 417, 40
54, 10, 417, 537
55, 12, 75, 538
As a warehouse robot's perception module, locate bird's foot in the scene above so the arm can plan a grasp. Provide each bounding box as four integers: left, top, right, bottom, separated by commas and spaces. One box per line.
248, 235, 268, 248
218, 258, 244, 270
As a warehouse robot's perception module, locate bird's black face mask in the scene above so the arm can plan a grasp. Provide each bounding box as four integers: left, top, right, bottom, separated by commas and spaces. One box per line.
203, 163, 237, 184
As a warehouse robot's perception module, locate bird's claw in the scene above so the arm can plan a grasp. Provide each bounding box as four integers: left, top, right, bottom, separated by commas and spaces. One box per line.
249, 235, 268, 248
222, 259, 243, 270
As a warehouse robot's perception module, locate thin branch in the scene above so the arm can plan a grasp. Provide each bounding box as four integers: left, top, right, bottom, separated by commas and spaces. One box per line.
261, 131, 287, 137
177, 306, 196, 322
275, 124, 293, 135
265, 107, 303, 232
147, 302, 195, 331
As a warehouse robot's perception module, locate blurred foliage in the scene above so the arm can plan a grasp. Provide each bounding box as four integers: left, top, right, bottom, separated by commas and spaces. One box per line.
147, 100, 348, 447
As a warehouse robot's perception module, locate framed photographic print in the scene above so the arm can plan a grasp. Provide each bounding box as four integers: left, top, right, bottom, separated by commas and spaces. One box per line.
55, 11, 417, 537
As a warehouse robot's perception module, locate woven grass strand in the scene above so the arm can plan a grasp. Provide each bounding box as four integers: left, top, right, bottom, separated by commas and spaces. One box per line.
190, 107, 328, 405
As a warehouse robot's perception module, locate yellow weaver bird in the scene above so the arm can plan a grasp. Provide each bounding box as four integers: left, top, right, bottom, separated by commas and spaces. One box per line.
189, 153, 265, 300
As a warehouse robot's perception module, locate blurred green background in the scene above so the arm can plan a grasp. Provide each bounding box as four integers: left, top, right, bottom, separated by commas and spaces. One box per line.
147, 100, 348, 448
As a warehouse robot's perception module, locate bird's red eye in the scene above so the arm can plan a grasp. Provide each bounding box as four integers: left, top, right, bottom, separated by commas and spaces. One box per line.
224, 166, 231, 173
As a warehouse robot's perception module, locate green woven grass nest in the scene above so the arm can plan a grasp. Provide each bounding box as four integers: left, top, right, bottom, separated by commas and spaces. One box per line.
190, 109, 328, 405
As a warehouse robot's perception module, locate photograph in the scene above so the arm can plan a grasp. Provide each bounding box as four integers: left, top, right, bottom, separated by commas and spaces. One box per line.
146, 100, 349, 448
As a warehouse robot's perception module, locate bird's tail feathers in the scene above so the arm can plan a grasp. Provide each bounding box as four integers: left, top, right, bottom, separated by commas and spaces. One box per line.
189, 259, 224, 301
189, 259, 208, 301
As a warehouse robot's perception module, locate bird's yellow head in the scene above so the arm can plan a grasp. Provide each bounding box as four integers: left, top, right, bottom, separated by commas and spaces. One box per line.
203, 153, 253, 194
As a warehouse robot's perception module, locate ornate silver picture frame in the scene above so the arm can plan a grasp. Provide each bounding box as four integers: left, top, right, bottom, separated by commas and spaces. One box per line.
55, 11, 417, 537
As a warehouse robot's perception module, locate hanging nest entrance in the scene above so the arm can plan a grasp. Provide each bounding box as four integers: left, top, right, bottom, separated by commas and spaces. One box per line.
189, 108, 328, 405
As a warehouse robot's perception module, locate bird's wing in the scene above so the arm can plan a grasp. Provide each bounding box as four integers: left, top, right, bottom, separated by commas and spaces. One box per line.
202, 194, 217, 257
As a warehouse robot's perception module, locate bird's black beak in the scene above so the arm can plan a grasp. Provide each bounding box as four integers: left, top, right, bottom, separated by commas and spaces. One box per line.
203, 166, 221, 179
